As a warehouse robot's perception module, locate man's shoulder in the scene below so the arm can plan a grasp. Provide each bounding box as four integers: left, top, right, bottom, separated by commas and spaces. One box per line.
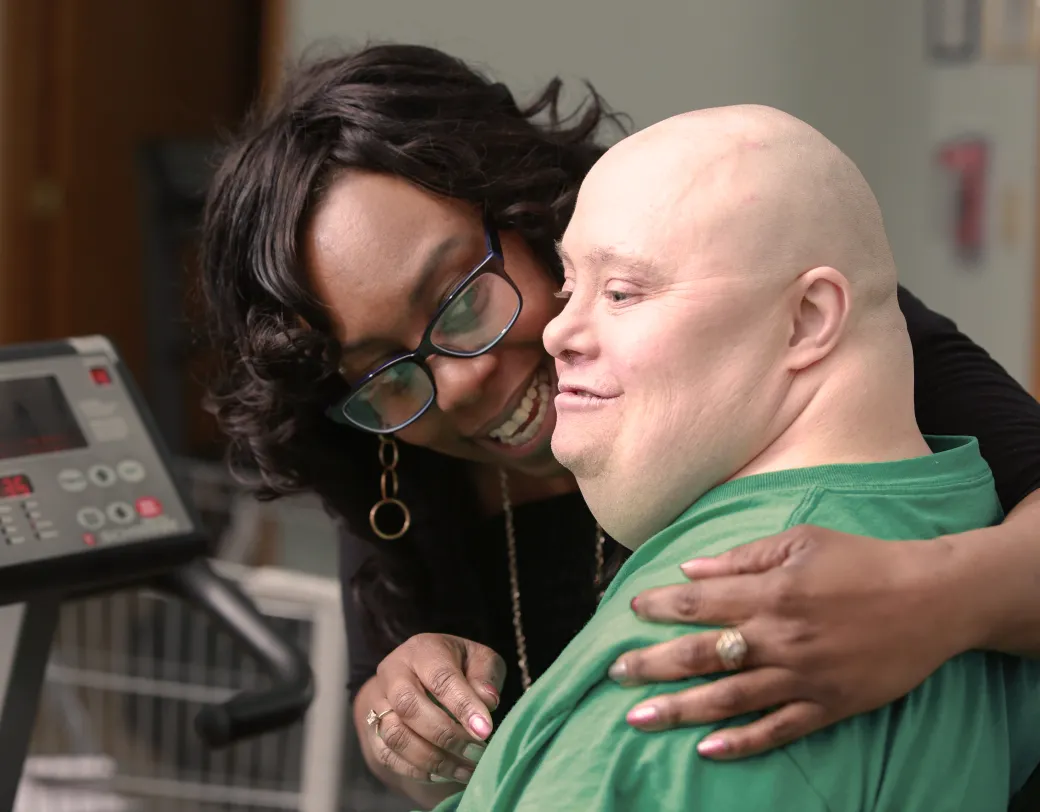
797, 471, 1001, 540
662, 438, 1001, 562
618, 487, 817, 586
494, 676, 831, 811
788, 436, 1001, 538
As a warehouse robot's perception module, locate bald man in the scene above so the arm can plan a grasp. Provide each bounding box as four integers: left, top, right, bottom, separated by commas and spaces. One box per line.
429, 106, 1040, 811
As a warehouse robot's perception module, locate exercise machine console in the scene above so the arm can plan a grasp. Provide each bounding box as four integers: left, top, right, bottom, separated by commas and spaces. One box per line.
0, 336, 313, 808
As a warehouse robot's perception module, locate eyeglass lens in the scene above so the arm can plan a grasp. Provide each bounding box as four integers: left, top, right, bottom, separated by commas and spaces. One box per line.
343, 272, 519, 431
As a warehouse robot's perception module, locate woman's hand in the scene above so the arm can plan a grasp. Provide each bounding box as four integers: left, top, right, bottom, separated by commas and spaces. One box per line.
610, 526, 968, 759
362, 633, 505, 786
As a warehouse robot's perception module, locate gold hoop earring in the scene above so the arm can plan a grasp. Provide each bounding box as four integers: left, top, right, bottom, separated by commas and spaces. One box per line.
369, 435, 411, 540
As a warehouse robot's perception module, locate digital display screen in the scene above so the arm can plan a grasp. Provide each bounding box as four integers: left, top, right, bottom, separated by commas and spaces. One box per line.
0, 376, 88, 461
0, 474, 33, 499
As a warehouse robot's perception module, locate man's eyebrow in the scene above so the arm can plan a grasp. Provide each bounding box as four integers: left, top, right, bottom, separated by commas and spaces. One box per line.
588, 247, 661, 277
554, 241, 661, 280
340, 234, 463, 354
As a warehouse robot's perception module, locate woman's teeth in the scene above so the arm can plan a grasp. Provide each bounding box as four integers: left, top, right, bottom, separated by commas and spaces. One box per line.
488, 367, 552, 447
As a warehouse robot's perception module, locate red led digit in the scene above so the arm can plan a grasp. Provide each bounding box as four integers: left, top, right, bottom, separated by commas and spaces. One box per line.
0, 475, 32, 498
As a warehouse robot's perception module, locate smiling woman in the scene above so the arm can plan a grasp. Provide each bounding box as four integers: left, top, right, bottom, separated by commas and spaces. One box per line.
199, 45, 623, 805
199, 43, 1040, 810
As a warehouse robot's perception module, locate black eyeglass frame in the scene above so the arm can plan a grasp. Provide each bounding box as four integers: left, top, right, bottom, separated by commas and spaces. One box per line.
326, 217, 522, 434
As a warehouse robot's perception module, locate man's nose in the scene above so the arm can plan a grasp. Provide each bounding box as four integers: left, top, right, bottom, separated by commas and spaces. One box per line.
543, 301, 593, 362
428, 353, 497, 412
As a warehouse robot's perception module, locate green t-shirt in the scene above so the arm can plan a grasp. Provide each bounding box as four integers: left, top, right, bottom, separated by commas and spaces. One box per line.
430, 436, 1040, 811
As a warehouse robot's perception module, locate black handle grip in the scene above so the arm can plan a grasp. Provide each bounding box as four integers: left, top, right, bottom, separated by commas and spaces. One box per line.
155, 558, 314, 747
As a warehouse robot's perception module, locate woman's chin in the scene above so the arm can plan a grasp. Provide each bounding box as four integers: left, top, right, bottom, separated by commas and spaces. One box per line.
481, 432, 566, 478
514, 442, 569, 478
475, 391, 564, 472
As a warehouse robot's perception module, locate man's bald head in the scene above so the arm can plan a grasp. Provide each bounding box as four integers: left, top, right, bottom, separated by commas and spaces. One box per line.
577, 104, 897, 317
547, 105, 911, 546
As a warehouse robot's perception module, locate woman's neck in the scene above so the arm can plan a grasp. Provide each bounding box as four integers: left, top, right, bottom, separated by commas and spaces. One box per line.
471, 462, 581, 516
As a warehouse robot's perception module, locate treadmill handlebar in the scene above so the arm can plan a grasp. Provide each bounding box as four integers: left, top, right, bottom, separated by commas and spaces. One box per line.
156, 558, 315, 747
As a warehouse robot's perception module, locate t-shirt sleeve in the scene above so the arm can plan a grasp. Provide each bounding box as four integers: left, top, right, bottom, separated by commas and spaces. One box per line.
337, 523, 381, 701
899, 285, 1040, 511
507, 677, 833, 812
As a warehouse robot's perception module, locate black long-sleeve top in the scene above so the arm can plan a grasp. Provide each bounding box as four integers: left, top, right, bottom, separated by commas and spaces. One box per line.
340, 285, 1040, 722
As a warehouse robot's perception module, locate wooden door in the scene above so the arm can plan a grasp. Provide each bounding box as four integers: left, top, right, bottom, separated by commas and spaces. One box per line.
0, 0, 266, 455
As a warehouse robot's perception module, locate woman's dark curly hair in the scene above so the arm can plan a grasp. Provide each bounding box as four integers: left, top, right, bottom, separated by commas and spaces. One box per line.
199, 43, 627, 654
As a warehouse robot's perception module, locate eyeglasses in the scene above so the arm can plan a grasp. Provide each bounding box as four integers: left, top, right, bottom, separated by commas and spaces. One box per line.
326, 218, 522, 433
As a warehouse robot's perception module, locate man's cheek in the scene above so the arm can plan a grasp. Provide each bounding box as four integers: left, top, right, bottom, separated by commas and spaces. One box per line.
615, 335, 674, 386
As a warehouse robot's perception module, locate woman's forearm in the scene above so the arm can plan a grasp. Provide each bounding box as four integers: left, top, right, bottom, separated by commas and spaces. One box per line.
353, 676, 461, 809
947, 489, 1040, 657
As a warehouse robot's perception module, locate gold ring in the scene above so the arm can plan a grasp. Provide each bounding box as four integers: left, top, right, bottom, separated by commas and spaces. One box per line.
716, 628, 749, 671
366, 708, 393, 729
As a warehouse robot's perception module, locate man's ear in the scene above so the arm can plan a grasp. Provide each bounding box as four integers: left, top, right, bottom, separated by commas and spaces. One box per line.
785, 266, 850, 371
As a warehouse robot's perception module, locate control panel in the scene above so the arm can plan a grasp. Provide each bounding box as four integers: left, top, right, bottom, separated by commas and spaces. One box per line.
0, 337, 206, 604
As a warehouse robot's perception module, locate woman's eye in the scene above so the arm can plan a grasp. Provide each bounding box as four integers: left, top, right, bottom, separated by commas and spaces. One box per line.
439, 286, 485, 335
372, 368, 412, 395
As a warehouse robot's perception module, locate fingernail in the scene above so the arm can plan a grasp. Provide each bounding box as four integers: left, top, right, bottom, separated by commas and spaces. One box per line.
482, 682, 500, 709
630, 596, 640, 613
454, 766, 474, 784
469, 714, 492, 740
697, 737, 728, 757
463, 743, 486, 763
607, 660, 628, 683
681, 559, 711, 577
626, 705, 659, 727
431, 774, 456, 784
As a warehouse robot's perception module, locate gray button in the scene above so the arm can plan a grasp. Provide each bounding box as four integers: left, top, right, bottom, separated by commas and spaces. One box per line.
116, 459, 146, 483
58, 469, 88, 493
106, 502, 135, 525
76, 507, 105, 530
88, 465, 116, 488
38, 530, 58, 540
90, 417, 128, 442
7, 536, 24, 545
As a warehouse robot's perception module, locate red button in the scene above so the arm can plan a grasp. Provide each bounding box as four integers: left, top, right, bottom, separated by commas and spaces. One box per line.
82, 532, 96, 546
89, 367, 112, 386
135, 497, 163, 518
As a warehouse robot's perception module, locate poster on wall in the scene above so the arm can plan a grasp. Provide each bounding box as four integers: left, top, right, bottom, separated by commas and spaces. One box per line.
981, 0, 1040, 61
926, 0, 981, 62
934, 136, 990, 266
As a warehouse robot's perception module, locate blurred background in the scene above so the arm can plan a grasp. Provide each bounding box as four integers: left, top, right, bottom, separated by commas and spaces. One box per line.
0, 0, 1037, 809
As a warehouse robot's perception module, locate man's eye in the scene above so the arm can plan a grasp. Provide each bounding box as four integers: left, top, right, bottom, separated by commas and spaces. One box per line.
606, 290, 631, 303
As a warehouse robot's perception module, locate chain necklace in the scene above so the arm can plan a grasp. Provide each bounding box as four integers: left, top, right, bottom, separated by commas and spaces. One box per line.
499, 468, 605, 692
